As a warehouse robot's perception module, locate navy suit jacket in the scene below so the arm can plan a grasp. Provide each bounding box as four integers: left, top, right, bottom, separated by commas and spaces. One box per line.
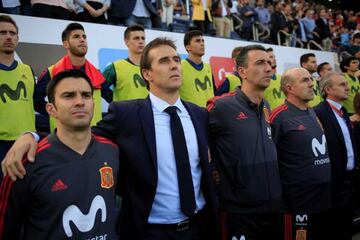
111, 0, 157, 19
314, 101, 359, 207
93, 97, 219, 240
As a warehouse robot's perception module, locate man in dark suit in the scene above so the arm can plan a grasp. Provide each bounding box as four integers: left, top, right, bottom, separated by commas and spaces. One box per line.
110, 0, 160, 28
1, 38, 219, 240
314, 72, 359, 240
315, 8, 332, 51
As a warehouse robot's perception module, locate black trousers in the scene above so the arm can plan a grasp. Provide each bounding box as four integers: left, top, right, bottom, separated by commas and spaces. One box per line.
223, 212, 282, 240
145, 211, 208, 240
31, 3, 71, 20
76, 1, 107, 24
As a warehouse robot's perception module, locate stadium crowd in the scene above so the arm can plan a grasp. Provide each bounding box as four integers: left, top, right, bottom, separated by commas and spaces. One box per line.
0, 0, 359, 55
0, 2, 360, 239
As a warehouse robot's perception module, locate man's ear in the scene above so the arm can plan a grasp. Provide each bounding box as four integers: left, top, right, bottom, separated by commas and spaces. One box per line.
46, 103, 57, 118
142, 69, 152, 83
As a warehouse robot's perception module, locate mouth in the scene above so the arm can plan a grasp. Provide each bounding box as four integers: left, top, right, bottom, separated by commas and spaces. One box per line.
71, 110, 88, 117
170, 73, 180, 78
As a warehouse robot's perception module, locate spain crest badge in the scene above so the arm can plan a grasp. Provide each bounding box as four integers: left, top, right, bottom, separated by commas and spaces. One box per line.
295, 229, 307, 240
99, 162, 114, 189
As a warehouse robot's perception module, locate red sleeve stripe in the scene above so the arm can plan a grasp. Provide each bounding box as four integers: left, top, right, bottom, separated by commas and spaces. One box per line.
37, 137, 49, 148
0, 177, 14, 238
284, 213, 293, 240
269, 104, 288, 123
93, 135, 117, 148
36, 143, 51, 154
206, 92, 236, 112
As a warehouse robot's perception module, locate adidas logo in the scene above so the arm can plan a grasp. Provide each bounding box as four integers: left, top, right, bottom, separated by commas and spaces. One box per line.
236, 112, 248, 120
297, 124, 306, 131
51, 179, 68, 192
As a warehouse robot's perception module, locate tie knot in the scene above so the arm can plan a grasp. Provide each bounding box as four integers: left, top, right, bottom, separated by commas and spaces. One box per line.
165, 106, 178, 116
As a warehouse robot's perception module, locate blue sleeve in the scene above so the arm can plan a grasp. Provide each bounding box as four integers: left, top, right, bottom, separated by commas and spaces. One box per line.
101, 63, 116, 103
215, 78, 230, 96
34, 69, 51, 115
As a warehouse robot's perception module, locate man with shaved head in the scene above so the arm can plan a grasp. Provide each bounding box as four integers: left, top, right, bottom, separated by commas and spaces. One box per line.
270, 67, 331, 240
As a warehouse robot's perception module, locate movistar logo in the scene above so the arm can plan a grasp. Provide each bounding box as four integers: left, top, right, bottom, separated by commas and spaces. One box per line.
351, 85, 359, 94
272, 87, 283, 99
0, 81, 27, 103
296, 214, 308, 223
133, 73, 146, 88
312, 134, 327, 157
195, 76, 211, 92
62, 195, 107, 237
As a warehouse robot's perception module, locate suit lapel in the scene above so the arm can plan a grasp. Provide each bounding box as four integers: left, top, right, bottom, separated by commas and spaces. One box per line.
138, 97, 157, 168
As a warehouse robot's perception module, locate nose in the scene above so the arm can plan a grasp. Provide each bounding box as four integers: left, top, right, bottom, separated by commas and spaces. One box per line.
74, 93, 85, 106
265, 62, 272, 73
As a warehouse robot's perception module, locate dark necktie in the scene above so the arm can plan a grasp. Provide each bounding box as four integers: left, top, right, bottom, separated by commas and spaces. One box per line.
165, 106, 196, 217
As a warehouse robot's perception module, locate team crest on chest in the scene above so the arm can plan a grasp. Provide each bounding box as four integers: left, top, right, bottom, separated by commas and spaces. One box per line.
263, 107, 270, 123
99, 162, 114, 189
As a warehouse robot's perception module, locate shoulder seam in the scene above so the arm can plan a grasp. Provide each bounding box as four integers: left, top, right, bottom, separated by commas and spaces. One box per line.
207, 92, 236, 112
269, 104, 288, 123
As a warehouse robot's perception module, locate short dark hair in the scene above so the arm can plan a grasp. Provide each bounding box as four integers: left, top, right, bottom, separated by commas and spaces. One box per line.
231, 46, 243, 59
0, 15, 18, 33
184, 30, 203, 48
353, 93, 360, 115
236, 44, 266, 69
266, 47, 273, 52
340, 56, 358, 72
124, 24, 144, 39
47, 69, 93, 104
140, 37, 177, 80
61, 23, 85, 42
300, 53, 316, 66
317, 62, 330, 75
353, 32, 360, 40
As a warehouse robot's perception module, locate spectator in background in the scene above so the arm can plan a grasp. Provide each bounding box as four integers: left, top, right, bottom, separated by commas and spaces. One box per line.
31, 0, 74, 20
271, 1, 287, 44
0, 0, 21, 14
254, 0, 270, 27
211, 0, 232, 38
150, 0, 163, 28
339, 26, 351, 48
238, 0, 257, 40
161, 0, 176, 28
349, 32, 360, 58
191, 0, 213, 34
340, 57, 360, 114
283, 3, 297, 47
295, 9, 307, 44
110, 0, 158, 28
316, 8, 332, 51
75, 0, 111, 24
302, 9, 320, 44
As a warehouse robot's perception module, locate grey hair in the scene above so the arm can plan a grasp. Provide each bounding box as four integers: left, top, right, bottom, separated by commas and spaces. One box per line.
319, 72, 345, 98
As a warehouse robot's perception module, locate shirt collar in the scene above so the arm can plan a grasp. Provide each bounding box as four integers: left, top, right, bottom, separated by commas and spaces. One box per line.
326, 98, 342, 110
149, 92, 185, 114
